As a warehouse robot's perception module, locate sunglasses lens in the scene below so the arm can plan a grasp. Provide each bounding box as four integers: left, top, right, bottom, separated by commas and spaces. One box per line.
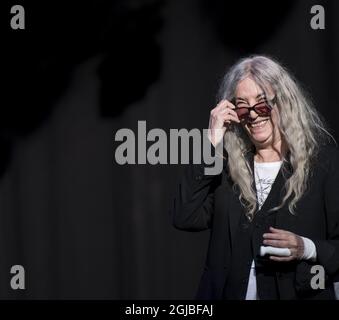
254, 103, 271, 115
235, 108, 250, 120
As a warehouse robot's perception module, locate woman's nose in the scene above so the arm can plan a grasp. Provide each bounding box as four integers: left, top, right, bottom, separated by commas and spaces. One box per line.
249, 109, 258, 118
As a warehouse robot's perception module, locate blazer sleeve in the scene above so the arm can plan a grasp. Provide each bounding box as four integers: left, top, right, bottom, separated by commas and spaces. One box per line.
170, 143, 227, 232
313, 146, 339, 278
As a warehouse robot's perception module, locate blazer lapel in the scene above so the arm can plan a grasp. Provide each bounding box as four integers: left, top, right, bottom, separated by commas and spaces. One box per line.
227, 151, 255, 249
228, 182, 245, 250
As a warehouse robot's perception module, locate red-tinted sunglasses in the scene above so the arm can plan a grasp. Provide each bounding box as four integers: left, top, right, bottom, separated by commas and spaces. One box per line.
234, 97, 276, 121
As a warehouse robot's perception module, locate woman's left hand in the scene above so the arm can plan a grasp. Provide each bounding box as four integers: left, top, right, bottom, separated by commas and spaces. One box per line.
263, 227, 304, 261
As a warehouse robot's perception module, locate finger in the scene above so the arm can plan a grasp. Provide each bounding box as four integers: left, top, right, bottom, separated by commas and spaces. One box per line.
263, 233, 289, 240
263, 239, 290, 248
289, 248, 298, 256
223, 108, 239, 119
269, 227, 291, 235
218, 99, 236, 108
223, 114, 240, 124
215, 99, 230, 111
217, 99, 236, 111
218, 109, 240, 123
211, 103, 226, 116
226, 100, 236, 109
269, 256, 293, 262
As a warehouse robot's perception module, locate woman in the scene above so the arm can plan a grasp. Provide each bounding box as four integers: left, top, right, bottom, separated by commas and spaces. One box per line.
171, 55, 339, 299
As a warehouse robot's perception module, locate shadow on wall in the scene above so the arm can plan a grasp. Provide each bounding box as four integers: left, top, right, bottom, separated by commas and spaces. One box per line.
200, 0, 296, 53
0, 0, 165, 177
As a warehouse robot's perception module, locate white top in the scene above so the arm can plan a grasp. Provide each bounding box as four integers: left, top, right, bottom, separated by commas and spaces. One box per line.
254, 160, 283, 210
245, 160, 282, 300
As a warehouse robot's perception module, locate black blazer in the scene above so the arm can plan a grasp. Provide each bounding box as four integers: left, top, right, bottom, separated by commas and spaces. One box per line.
171, 144, 339, 300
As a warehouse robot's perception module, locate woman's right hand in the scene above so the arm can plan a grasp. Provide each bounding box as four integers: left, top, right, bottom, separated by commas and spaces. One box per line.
207, 99, 240, 146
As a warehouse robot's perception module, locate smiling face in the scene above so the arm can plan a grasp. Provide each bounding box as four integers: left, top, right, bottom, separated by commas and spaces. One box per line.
235, 77, 281, 149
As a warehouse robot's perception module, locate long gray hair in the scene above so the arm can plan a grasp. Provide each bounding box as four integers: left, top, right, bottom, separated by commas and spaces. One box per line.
218, 55, 334, 217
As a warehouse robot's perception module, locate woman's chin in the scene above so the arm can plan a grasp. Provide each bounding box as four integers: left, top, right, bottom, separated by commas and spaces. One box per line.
250, 133, 272, 145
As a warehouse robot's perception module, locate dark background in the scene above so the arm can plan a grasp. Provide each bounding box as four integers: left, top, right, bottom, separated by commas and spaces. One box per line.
0, 0, 338, 299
